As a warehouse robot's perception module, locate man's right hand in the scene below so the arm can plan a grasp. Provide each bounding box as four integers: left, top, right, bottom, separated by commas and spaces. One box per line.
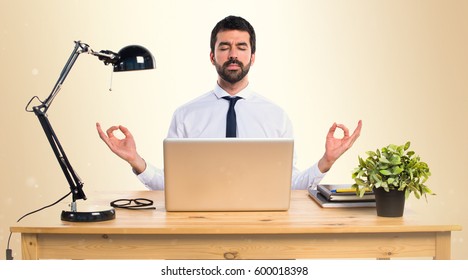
96, 122, 146, 174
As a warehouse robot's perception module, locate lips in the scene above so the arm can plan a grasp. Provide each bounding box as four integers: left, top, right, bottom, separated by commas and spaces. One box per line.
226, 63, 241, 70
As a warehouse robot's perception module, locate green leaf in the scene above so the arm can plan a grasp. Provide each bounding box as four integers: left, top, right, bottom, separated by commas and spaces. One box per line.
422, 185, 433, 195
353, 178, 368, 188
358, 187, 368, 197
382, 182, 389, 192
390, 155, 401, 165
358, 156, 366, 167
371, 173, 382, 184
366, 151, 377, 158
392, 166, 404, 175
404, 141, 411, 151
379, 169, 392, 176
405, 188, 411, 199
399, 181, 407, 190
388, 144, 398, 152
379, 157, 391, 164
366, 159, 376, 169
397, 145, 404, 155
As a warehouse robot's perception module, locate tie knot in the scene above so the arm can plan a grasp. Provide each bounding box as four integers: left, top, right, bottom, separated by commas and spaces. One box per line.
222, 96, 242, 106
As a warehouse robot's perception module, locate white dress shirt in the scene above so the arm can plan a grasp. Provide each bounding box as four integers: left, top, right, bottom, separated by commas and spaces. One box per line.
137, 83, 326, 190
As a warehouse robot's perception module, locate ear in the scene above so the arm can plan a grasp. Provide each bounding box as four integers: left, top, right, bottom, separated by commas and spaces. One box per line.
250, 53, 256, 65
210, 51, 215, 65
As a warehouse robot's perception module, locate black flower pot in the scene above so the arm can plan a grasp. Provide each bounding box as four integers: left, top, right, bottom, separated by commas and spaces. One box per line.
374, 187, 405, 217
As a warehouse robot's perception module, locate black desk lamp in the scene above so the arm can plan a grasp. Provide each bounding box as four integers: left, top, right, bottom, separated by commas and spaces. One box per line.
25, 41, 155, 222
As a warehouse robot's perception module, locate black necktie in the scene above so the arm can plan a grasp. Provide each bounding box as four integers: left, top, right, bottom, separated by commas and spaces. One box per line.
222, 96, 242, 137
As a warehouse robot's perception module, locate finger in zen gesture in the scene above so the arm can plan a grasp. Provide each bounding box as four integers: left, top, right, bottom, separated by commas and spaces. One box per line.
327, 120, 362, 149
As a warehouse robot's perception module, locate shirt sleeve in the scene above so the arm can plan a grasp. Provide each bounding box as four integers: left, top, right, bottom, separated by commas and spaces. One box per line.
136, 163, 165, 190
291, 162, 326, 190
281, 112, 327, 190
135, 107, 183, 190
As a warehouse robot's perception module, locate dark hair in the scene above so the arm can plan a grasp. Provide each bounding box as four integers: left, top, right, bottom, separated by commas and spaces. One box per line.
210, 15, 256, 54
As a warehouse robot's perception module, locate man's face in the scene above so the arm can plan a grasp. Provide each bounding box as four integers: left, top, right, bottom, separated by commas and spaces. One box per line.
210, 30, 255, 84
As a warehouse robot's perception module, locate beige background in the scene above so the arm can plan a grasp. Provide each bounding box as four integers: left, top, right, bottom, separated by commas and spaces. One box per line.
1, 0, 467, 259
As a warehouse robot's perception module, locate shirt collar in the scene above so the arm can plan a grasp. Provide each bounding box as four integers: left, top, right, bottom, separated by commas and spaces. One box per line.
213, 83, 254, 100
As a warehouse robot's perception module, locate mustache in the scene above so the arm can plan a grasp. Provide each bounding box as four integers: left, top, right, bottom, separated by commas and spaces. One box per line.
223, 58, 244, 68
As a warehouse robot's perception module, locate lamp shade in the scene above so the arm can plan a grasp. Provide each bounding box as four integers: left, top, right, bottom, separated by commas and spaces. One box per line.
113, 45, 155, 72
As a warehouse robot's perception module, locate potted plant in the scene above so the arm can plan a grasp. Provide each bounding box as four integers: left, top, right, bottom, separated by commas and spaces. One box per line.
351, 141, 433, 217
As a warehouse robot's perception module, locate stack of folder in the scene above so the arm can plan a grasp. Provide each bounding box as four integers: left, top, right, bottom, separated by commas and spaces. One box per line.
308, 184, 376, 208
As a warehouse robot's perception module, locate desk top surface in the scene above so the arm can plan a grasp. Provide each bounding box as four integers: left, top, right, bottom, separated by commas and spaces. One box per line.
11, 190, 462, 235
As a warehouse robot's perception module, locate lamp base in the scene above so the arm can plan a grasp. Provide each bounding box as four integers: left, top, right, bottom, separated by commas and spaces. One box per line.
61, 208, 115, 222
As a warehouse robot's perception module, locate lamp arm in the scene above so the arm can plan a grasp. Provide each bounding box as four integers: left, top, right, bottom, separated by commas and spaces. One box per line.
32, 107, 86, 204
29, 41, 92, 206
39, 41, 118, 112
42, 41, 89, 111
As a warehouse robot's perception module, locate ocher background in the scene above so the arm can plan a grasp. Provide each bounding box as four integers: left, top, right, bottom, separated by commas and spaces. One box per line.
1, 0, 467, 259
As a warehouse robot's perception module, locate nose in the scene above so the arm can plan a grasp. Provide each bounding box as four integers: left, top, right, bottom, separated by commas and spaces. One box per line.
228, 49, 238, 60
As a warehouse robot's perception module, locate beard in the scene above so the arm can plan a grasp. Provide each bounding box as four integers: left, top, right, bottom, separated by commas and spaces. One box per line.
214, 58, 251, 84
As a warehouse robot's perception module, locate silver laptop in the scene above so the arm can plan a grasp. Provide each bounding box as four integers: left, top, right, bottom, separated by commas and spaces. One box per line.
163, 138, 294, 212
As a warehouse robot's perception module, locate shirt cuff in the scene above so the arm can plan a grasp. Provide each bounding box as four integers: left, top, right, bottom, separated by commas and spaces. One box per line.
136, 163, 165, 190
308, 162, 326, 189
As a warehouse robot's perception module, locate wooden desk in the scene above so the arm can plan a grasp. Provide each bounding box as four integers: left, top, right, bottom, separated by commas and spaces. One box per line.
10, 190, 461, 260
